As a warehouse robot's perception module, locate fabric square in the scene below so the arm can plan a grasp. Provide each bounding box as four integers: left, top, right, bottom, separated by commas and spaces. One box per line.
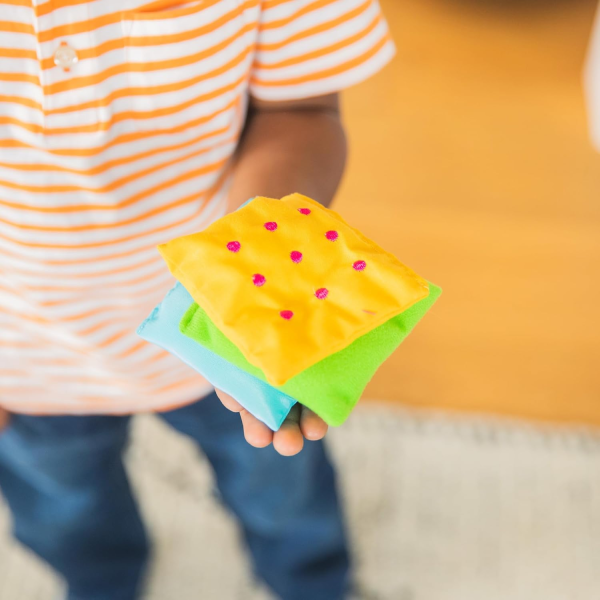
180, 283, 442, 427
137, 283, 296, 431
159, 194, 430, 386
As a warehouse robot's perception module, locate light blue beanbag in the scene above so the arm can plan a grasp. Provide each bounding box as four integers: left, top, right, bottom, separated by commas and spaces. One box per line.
137, 283, 296, 431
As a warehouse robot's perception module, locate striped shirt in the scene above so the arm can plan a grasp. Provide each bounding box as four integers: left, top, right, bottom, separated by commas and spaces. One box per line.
0, 0, 394, 415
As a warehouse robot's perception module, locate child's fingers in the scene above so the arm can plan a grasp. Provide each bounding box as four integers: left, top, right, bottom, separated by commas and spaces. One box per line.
214, 389, 273, 448
214, 388, 244, 413
273, 404, 304, 456
239, 409, 273, 448
299, 407, 328, 441
215, 391, 323, 455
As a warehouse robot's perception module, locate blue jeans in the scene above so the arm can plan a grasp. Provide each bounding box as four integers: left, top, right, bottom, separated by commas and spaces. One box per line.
0, 392, 350, 600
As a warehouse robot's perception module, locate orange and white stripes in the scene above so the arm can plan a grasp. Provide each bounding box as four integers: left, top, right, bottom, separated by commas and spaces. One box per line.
0, 0, 394, 414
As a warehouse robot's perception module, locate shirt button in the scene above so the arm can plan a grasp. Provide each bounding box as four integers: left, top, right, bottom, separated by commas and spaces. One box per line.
53, 41, 78, 71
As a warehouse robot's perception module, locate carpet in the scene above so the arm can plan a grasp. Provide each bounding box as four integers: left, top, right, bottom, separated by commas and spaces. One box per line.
1, 405, 599, 600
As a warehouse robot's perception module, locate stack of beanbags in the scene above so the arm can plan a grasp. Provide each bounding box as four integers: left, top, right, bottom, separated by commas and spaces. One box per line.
137, 194, 441, 431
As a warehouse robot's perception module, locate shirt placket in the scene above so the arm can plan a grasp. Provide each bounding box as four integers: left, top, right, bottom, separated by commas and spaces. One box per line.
32, 1, 113, 134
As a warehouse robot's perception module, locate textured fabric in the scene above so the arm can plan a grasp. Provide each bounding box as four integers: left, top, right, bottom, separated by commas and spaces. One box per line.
159, 194, 430, 386
161, 396, 350, 600
0, 412, 149, 600
0, 0, 394, 415
0, 393, 349, 600
137, 283, 295, 431
181, 284, 442, 426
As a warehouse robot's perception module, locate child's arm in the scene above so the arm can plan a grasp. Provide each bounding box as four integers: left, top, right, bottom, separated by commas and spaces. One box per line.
228, 93, 347, 210
216, 93, 347, 456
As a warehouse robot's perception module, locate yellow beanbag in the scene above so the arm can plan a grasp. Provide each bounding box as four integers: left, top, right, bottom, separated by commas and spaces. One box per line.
158, 194, 430, 386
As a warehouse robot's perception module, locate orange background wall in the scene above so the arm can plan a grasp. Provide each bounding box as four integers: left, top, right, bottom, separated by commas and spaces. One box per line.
338, 0, 600, 425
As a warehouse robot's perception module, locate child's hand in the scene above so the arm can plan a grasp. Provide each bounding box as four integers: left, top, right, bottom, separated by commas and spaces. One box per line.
215, 389, 328, 456
0, 407, 9, 432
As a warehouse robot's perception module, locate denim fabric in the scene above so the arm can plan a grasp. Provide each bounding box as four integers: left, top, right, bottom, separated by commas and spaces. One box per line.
0, 393, 350, 600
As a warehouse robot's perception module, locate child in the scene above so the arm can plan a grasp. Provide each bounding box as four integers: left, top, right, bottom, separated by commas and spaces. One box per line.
0, 1, 395, 598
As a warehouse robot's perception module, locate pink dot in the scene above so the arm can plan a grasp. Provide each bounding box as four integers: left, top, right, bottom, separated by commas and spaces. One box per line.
264, 221, 278, 231
298, 208, 311, 215
252, 273, 266, 287
290, 251, 303, 263
280, 310, 294, 320
353, 260, 366, 271
226, 241, 241, 253
315, 288, 328, 300
325, 230, 338, 241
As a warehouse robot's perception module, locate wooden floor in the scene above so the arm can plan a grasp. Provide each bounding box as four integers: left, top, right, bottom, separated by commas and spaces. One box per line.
338, 0, 600, 425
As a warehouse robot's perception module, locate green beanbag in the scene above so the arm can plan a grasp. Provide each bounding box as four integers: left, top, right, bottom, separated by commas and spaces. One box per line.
179, 283, 441, 426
